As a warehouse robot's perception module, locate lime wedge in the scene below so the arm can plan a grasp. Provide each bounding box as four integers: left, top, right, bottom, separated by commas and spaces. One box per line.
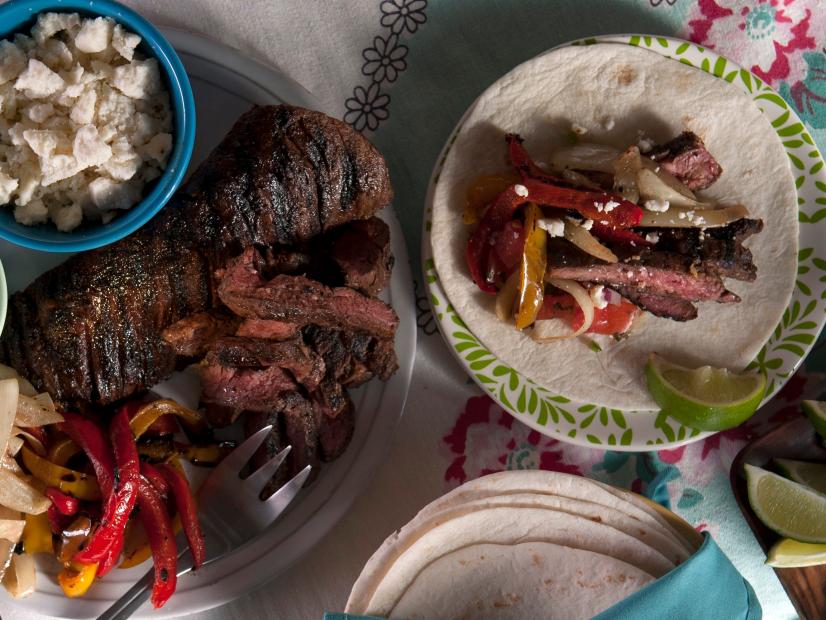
645, 353, 766, 431
801, 400, 826, 441
774, 458, 826, 495
745, 464, 826, 544
767, 538, 826, 568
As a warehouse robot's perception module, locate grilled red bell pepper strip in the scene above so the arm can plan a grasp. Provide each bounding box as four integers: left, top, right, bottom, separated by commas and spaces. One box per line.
506, 133, 565, 185
74, 406, 140, 574
139, 462, 170, 499
45, 487, 80, 516
590, 222, 651, 249
137, 477, 177, 608
466, 179, 643, 292
47, 504, 73, 535
158, 463, 205, 570
60, 413, 116, 505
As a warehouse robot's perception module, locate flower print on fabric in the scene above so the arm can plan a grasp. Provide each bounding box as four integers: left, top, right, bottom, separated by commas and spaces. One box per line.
684, 0, 823, 86
344, 83, 390, 132
362, 34, 408, 83
380, 0, 427, 35
442, 395, 587, 488
780, 51, 826, 130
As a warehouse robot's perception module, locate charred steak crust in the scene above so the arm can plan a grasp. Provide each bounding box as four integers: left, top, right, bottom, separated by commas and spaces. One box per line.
0, 105, 397, 410
649, 131, 723, 191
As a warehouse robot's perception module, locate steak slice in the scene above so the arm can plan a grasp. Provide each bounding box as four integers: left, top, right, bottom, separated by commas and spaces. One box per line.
318, 393, 355, 462
547, 251, 739, 303
205, 336, 325, 390
219, 249, 399, 339
651, 218, 762, 282
162, 311, 240, 358
303, 326, 398, 387
199, 363, 297, 414
649, 131, 722, 191
235, 319, 300, 341
609, 286, 698, 321
330, 217, 393, 296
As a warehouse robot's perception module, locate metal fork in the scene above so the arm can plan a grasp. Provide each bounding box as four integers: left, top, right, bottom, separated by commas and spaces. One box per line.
98, 426, 311, 620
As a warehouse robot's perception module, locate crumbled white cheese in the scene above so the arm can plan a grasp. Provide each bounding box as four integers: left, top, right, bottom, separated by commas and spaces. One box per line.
590, 285, 608, 310
14, 59, 65, 99
581, 219, 593, 231
537, 217, 565, 237
0, 12, 172, 231
514, 184, 529, 198
678, 211, 686, 219
636, 130, 655, 153
602, 117, 615, 131
603, 200, 620, 212
594, 201, 604, 212
645, 232, 660, 244
643, 199, 670, 212
571, 123, 588, 136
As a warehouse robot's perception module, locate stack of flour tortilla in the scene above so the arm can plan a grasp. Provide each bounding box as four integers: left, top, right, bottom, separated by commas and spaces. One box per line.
345, 471, 702, 619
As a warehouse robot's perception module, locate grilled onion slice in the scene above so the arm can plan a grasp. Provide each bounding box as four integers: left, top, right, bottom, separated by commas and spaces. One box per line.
639, 204, 749, 228
564, 219, 618, 263
495, 272, 519, 324
550, 143, 622, 173
637, 168, 710, 209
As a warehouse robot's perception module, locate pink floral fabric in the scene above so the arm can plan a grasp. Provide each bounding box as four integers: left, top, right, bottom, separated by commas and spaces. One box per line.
683, 0, 824, 86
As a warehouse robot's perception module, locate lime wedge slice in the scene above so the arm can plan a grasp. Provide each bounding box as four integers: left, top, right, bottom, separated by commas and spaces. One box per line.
745, 464, 826, 544
767, 538, 826, 568
774, 458, 826, 495
801, 400, 826, 441
645, 353, 766, 431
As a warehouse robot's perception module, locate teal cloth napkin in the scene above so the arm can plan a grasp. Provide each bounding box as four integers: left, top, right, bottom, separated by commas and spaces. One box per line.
324, 533, 761, 620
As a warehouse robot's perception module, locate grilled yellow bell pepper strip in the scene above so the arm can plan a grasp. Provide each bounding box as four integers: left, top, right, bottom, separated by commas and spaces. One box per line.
47, 437, 81, 467
58, 562, 97, 598
515, 202, 548, 329
129, 400, 208, 439
20, 446, 101, 501
22, 513, 52, 554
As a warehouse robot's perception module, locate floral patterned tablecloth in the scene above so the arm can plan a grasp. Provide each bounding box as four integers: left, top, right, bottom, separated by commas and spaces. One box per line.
35, 1, 826, 619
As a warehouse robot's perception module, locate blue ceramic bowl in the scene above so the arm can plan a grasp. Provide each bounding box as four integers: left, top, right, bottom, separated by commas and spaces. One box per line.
0, 0, 195, 252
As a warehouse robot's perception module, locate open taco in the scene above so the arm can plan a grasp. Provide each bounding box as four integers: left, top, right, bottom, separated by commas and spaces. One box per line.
429, 43, 798, 411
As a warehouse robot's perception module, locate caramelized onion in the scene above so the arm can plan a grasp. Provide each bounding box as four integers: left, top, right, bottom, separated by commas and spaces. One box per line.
639, 204, 749, 228
495, 272, 519, 324
15, 393, 63, 428
637, 168, 709, 209
550, 143, 622, 173
612, 146, 641, 203
564, 219, 618, 263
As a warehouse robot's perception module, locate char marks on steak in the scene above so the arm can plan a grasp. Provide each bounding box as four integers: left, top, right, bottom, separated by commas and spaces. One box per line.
0, 105, 396, 409
608, 286, 699, 322
219, 248, 399, 339
649, 131, 722, 191
162, 311, 240, 358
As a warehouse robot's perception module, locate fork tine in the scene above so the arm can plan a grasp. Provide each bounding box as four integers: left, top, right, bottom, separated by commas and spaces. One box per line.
244, 445, 291, 490
215, 425, 272, 476
264, 464, 311, 509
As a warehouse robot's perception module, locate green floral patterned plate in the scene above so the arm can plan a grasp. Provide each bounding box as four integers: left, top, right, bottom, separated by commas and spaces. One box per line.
422, 35, 826, 451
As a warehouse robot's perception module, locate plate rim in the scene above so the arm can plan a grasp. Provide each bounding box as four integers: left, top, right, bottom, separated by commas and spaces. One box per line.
422, 33, 826, 451
0, 27, 416, 620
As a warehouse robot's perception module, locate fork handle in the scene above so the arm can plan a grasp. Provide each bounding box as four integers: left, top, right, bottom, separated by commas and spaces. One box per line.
97, 547, 193, 620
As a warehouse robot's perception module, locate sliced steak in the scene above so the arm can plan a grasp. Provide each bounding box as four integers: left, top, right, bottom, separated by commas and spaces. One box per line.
649, 131, 722, 190
318, 392, 355, 462
199, 363, 297, 414
219, 250, 399, 339
162, 311, 240, 358
303, 326, 398, 387
609, 286, 698, 321
310, 378, 348, 417
235, 319, 300, 341
280, 393, 321, 478
547, 251, 739, 303
650, 218, 762, 282
330, 217, 393, 296
205, 336, 325, 390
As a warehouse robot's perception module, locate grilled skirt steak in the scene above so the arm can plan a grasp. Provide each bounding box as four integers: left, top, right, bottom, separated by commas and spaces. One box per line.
0, 105, 396, 409
650, 131, 722, 191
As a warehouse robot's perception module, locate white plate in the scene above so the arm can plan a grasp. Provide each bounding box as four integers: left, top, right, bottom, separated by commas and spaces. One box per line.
0, 28, 415, 619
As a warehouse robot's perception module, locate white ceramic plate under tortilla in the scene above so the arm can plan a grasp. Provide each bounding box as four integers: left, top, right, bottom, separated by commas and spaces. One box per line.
423, 34, 826, 451
0, 28, 415, 619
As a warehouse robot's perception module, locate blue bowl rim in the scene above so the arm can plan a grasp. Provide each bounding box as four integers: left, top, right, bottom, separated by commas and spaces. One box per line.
0, 0, 196, 253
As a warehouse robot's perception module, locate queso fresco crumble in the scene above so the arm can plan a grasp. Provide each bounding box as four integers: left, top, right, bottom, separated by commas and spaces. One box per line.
0, 12, 173, 232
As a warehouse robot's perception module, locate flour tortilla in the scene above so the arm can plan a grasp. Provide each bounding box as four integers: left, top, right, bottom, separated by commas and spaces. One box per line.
416, 470, 697, 553
429, 43, 798, 410
355, 506, 673, 616
387, 541, 653, 620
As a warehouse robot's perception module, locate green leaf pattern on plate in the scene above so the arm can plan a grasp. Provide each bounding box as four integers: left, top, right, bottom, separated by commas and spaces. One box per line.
422, 35, 826, 450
